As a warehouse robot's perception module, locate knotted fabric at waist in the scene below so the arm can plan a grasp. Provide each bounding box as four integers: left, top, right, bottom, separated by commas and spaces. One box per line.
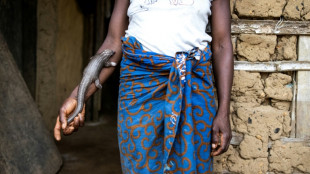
118, 36, 216, 174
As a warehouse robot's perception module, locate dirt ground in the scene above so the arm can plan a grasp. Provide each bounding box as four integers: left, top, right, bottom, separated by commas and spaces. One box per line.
55, 115, 122, 174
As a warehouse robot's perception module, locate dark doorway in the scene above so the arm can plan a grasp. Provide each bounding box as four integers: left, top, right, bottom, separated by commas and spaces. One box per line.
0, 0, 37, 98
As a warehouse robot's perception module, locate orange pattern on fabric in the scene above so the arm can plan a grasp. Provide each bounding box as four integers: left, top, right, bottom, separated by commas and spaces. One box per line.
118, 37, 216, 173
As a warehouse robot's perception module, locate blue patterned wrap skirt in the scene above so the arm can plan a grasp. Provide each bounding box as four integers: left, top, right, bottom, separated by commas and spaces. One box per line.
118, 36, 216, 174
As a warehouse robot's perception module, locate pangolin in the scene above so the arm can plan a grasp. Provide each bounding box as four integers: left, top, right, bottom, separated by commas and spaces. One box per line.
67, 49, 115, 124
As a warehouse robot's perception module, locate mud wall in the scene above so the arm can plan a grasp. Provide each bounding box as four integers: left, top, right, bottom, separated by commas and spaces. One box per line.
37, 0, 83, 131
213, 0, 310, 173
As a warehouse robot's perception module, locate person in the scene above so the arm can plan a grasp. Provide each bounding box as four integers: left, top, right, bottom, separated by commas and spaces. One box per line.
54, 0, 233, 173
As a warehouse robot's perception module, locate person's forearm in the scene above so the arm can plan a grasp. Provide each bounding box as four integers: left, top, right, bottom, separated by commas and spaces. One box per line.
211, 0, 233, 114
69, 67, 118, 101
212, 40, 233, 113
69, 38, 123, 101
68, 0, 129, 101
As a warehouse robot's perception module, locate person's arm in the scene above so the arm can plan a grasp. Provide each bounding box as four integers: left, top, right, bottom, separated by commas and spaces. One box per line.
210, 0, 233, 156
54, 0, 129, 141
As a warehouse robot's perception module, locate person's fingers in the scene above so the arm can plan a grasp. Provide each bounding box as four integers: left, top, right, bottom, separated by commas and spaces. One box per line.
63, 125, 75, 135
211, 132, 223, 156
211, 126, 220, 151
211, 145, 223, 156
79, 113, 85, 127
211, 132, 231, 156
73, 116, 79, 131
220, 133, 229, 154
54, 116, 62, 141
59, 99, 77, 129
57, 99, 85, 137
222, 132, 231, 152
63, 120, 76, 135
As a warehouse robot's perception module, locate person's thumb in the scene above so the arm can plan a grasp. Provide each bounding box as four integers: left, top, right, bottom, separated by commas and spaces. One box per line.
59, 107, 68, 129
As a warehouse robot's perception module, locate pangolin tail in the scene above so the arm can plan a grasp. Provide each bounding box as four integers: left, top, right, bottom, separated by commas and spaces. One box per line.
67, 78, 90, 124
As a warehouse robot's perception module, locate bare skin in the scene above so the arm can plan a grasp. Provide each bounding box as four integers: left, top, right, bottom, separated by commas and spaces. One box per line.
54, 0, 233, 157
210, 0, 233, 156
54, 0, 129, 140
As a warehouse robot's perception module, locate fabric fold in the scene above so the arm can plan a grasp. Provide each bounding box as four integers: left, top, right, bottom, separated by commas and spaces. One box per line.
118, 36, 216, 174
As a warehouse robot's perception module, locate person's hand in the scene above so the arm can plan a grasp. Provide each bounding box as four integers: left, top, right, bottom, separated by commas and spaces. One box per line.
54, 97, 85, 141
211, 109, 232, 156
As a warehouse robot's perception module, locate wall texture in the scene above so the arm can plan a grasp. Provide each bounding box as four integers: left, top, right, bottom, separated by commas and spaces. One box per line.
214, 0, 310, 173
55, 0, 83, 113
0, 32, 62, 174
37, 0, 83, 131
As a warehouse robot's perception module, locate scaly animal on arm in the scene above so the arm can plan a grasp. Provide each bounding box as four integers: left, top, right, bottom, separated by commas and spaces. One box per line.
67, 49, 116, 124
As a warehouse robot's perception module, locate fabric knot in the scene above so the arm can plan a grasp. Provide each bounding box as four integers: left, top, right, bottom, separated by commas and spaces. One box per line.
118, 36, 215, 173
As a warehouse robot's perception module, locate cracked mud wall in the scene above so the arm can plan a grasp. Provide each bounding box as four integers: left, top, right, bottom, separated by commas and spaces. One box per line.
213, 0, 310, 173
233, 0, 310, 20
214, 71, 310, 174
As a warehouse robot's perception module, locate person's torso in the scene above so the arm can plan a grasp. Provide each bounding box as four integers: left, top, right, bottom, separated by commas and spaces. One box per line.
125, 0, 213, 57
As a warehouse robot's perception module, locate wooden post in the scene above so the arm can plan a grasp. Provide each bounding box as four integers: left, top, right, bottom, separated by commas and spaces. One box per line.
0, 32, 62, 174
206, 20, 310, 35
290, 74, 297, 138
234, 61, 310, 72
91, 0, 106, 122
296, 36, 310, 138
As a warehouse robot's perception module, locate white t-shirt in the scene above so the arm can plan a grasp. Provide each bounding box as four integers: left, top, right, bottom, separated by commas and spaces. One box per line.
125, 0, 213, 57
